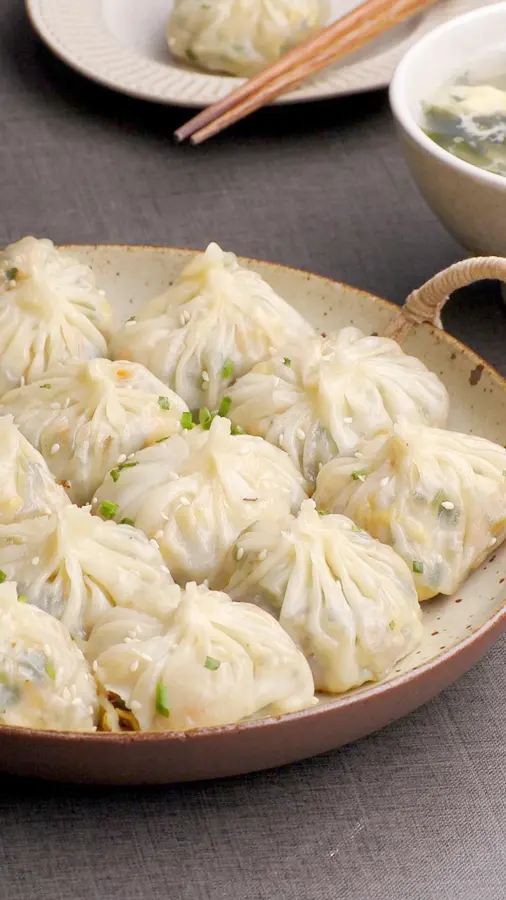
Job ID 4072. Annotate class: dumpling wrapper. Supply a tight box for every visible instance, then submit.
[0,505,175,639]
[110,242,315,411]
[0,237,113,395]
[0,414,69,524]
[213,499,422,693]
[314,420,506,600]
[0,358,189,504]
[167,0,328,77]
[93,414,308,584]
[0,581,97,731]
[228,328,450,489]
[86,581,316,732]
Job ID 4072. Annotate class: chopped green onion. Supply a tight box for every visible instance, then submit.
[351,525,362,533]
[283,357,291,367]
[0,571,6,584]
[181,412,194,430]
[222,359,233,379]
[230,424,245,436]
[204,656,221,671]
[218,396,232,418]
[503,471,506,477]
[155,682,170,718]
[110,469,120,483]
[5,267,18,282]
[186,47,198,65]
[44,663,56,680]
[120,517,135,527]
[317,510,331,516]
[99,501,118,520]
[111,461,139,482]
[18,595,29,603]
[199,407,213,429]
[158,396,171,410]
[40,383,51,389]
[351,470,367,482]
[126,315,136,323]
[388,620,395,631]
[156,436,169,443]
[412,560,424,574]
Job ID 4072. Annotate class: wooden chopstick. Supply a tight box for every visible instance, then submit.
[174,0,438,145]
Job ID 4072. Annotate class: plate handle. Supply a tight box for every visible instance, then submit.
[383,257,506,344]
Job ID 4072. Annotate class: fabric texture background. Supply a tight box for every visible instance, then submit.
[1,3,506,898]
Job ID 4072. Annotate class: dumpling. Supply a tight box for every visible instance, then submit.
[0,505,175,639]
[0,581,97,731]
[0,237,113,395]
[93,414,308,584]
[0,358,189,504]
[0,414,69,523]
[314,420,506,601]
[110,243,314,411]
[86,581,316,732]
[167,0,327,77]
[213,499,422,693]
[228,327,450,488]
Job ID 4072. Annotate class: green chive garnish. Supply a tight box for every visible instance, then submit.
[99,501,118,520]
[317,510,331,516]
[156,436,169,444]
[110,469,120,483]
[45,663,56,680]
[126,316,136,323]
[5,267,18,282]
[218,396,232,418]
[155,682,170,718]
[120,517,135,527]
[351,470,367,481]
[199,407,213,429]
[111,461,138,482]
[230,424,245,436]
[388,620,395,631]
[413,560,424,574]
[158,396,171,411]
[204,656,221,671]
[181,412,194,430]
[222,359,233,379]
[40,384,51,389]
[0,571,6,584]
[18,595,29,603]
[351,525,362,533]
[283,357,291,367]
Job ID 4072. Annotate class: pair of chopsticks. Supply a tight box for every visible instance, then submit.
[175,0,439,145]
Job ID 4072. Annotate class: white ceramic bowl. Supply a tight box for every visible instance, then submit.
[390,2,506,256]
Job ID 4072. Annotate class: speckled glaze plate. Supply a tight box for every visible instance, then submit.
[26,0,494,108]
[2,244,506,785]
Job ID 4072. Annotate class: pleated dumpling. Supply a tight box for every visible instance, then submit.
[0,505,175,639]
[228,328,450,488]
[0,415,69,524]
[0,358,189,504]
[86,581,316,732]
[0,237,113,395]
[167,0,327,77]
[315,421,506,601]
[0,581,97,731]
[214,500,422,693]
[93,414,308,584]
[110,243,314,411]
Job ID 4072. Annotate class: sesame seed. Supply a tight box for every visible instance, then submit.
[131,700,142,710]
[344,417,353,424]
[128,630,137,639]
[92,660,98,672]
[279,433,284,447]
[296,429,306,440]
[161,565,171,575]
[50,443,60,455]
[127,453,135,460]
[441,501,454,510]
[117,453,127,464]
[91,497,98,505]
[380,477,390,488]
[490,537,497,546]
[179,497,190,507]
[50,402,60,410]
[31,557,40,565]
[258,550,267,561]
[137,652,152,662]
[236,547,244,561]
[71,698,81,706]
[44,643,52,657]
[130,660,139,673]
[149,539,159,548]
[64,398,70,408]
[91,726,98,732]
[179,313,186,327]
[98,289,106,296]
[125,320,136,327]
[20,376,25,386]
[201,371,209,382]
[154,530,164,540]
[9,280,16,288]
[124,637,133,643]
[161,513,169,521]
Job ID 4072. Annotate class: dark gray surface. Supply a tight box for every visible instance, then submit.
[1,3,506,899]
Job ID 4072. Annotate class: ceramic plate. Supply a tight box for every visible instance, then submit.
[26,0,495,108]
[1,243,506,784]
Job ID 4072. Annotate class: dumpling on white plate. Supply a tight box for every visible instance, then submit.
[0,505,175,639]
[0,414,69,524]
[110,243,314,411]
[213,499,422,693]
[314,420,506,601]
[167,0,328,77]
[0,358,189,505]
[228,328,450,489]
[86,581,316,732]
[93,414,308,584]
[0,580,97,731]
[0,237,113,395]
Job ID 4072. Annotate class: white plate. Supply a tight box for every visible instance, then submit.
[26,0,494,108]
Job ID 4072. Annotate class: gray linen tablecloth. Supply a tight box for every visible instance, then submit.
[1,4,506,899]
